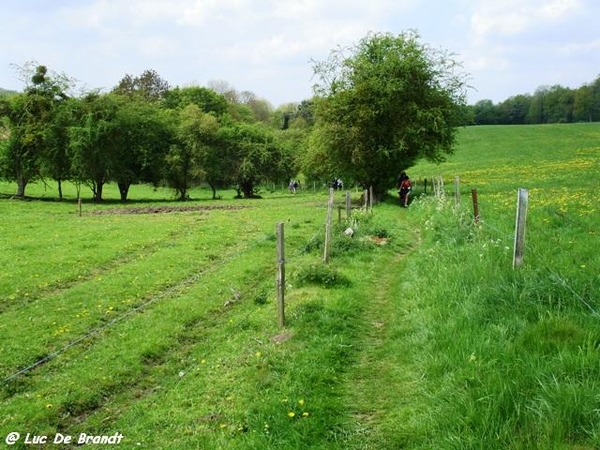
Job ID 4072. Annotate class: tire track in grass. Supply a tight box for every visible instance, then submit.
[0,209,266,383]
[0,237,279,441]
[0,212,213,315]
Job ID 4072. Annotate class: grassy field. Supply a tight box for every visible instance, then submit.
[1,123,599,449]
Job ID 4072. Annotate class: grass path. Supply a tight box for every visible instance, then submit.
[339,225,435,449]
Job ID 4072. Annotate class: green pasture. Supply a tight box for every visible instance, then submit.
[1,123,599,449]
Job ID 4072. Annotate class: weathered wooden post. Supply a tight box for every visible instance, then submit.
[345,191,351,219]
[323,188,334,263]
[513,188,529,269]
[276,222,285,328]
[454,176,461,207]
[471,189,480,224]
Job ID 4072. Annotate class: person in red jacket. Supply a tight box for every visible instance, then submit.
[398,172,412,207]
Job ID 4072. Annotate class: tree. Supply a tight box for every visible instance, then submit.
[40,97,75,199]
[165,104,218,200]
[68,93,120,201]
[0,64,72,197]
[472,99,499,125]
[162,86,228,116]
[491,95,531,125]
[572,77,600,123]
[113,69,169,102]
[308,31,467,198]
[219,122,290,198]
[111,98,175,201]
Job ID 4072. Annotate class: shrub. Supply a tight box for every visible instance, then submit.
[293,263,351,288]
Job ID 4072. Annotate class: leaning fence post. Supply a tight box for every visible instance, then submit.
[323,188,334,263]
[513,188,529,269]
[471,189,480,224]
[276,222,285,328]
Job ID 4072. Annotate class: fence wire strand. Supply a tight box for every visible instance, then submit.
[425,178,597,318]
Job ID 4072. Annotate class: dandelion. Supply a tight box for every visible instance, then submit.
[45,404,53,409]
[255,351,262,358]
[219,423,227,429]
[298,399,305,406]
[287,412,295,418]
[302,412,310,417]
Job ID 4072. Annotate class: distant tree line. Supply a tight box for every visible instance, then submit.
[0,63,314,200]
[465,76,600,125]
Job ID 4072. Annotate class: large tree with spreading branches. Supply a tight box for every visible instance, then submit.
[306,30,468,198]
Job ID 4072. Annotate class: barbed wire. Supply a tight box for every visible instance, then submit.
[1,234,275,386]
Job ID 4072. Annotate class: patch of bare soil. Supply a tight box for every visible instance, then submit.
[91,205,250,215]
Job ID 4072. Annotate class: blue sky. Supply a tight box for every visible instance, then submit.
[1,0,598,106]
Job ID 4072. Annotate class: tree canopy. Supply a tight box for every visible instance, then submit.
[306,31,468,197]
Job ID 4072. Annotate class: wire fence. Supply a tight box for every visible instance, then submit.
[418,175,598,318]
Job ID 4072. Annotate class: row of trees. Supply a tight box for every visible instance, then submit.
[0,65,312,201]
[2,32,471,201]
[468,76,600,125]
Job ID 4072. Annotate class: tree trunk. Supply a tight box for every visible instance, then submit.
[94,180,104,202]
[241,180,255,198]
[118,182,130,202]
[208,181,217,200]
[15,177,28,197]
[178,187,188,201]
[57,179,63,201]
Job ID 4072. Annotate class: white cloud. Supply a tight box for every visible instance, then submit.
[469,0,583,42]
[1,0,597,105]
[559,38,600,54]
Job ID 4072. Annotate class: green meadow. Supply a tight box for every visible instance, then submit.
[1,123,599,449]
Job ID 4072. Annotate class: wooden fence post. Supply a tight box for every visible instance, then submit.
[276,222,285,328]
[513,188,529,269]
[471,188,480,224]
[323,188,334,263]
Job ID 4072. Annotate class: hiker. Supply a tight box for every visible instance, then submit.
[398,172,412,207]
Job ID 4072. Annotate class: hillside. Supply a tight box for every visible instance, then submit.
[0,123,599,449]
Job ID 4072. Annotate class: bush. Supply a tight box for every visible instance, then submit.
[293,263,351,288]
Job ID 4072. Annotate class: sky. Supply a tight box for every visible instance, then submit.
[1,0,599,106]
